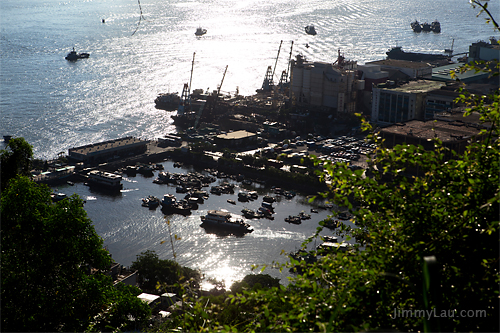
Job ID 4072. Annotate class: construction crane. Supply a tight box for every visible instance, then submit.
[279,41,294,90]
[197,65,228,127]
[178,52,196,115]
[259,40,283,93]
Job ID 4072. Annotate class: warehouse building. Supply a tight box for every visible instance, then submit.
[68,137,148,165]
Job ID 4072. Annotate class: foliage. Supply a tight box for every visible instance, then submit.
[0,176,151,332]
[0,137,33,190]
[230,273,280,294]
[131,250,202,293]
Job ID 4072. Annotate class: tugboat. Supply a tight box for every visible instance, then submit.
[65,47,90,61]
[195,27,207,36]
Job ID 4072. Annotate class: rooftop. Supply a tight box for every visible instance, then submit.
[69,137,147,156]
[381,119,483,143]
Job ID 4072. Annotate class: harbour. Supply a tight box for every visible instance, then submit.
[2,0,498,288]
[47,156,349,286]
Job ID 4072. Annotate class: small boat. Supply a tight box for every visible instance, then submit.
[323,218,340,229]
[51,192,67,202]
[195,27,207,36]
[65,47,90,61]
[142,195,160,209]
[430,20,441,33]
[298,211,311,220]
[238,192,250,202]
[305,25,317,35]
[285,215,301,224]
[310,208,319,213]
[66,180,74,186]
[338,212,352,220]
[227,199,236,205]
[421,22,431,32]
[261,201,274,211]
[263,195,275,203]
[410,20,422,32]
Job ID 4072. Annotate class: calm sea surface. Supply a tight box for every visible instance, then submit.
[1,0,498,286]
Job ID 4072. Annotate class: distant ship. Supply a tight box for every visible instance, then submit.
[195,27,207,36]
[430,20,441,33]
[65,48,90,61]
[411,20,440,33]
[305,25,317,35]
[411,20,422,32]
[386,46,450,63]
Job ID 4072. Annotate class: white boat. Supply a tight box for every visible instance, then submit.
[195,27,207,36]
[87,170,122,190]
[305,25,317,35]
[200,210,253,233]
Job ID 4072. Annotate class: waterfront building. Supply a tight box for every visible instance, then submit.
[365,59,433,80]
[468,38,500,63]
[68,137,147,165]
[290,52,360,114]
[371,80,446,125]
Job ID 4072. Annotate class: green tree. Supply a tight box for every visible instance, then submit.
[1,176,151,331]
[131,250,201,293]
[0,137,33,190]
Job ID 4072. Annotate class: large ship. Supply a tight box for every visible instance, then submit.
[87,170,122,190]
[386,46,450,63]
[200,210,253,234]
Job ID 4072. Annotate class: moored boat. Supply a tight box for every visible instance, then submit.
[142,195,160,209]
[200,210,253,233]
[154,92,180,110]
[410,20,422,32]
[87,170,122,190]
[285,215,301,224]
[430,20,441,33]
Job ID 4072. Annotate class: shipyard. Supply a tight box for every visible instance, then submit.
[29,37,498,187]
